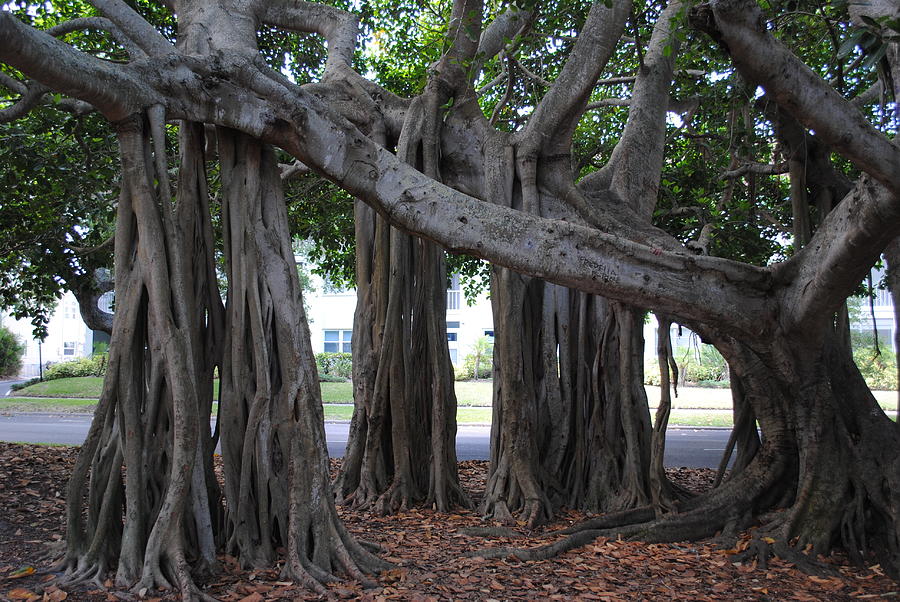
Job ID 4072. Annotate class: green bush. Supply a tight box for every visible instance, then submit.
[44,353,108,380]
[0,325,24,378]
[853,347,898,391]
[455,353,493,381]
[315,352,352,379]
[645,344,728,387]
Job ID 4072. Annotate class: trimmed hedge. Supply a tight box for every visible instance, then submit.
[315,352,352,379]
[43,353,108,380]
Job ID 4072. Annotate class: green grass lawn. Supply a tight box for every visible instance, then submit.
[319,380,494,405]
[0,397,98,412]
[10,377,896,427]
[16,377,104,398]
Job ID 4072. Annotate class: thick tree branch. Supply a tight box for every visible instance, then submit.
[0,15,138,122]
[259,0,359,73]
[88,0,173,56]
[0,12,159,120]
[522,0,631,155]
[582,0,684,218]
[187,82,773,339]
[720,161,789,179]
[696,0,900,196]
[473,6,532,77]
[0,71,27,94]
[522,0,630,152]
[46,16,146,59]
[445,0,484,66]
[777,177,900,333]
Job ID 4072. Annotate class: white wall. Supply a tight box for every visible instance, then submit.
[303,272,495,366]
[4,292,93,378]
[306,275,357,356]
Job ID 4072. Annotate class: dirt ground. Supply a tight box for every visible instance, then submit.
[0,442,896,601]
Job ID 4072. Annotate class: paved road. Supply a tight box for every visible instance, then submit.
[0,413,733,468]
[0,379,25,397]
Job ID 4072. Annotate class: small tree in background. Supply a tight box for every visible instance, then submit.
[470,336,494,381]
[0,324,24,378]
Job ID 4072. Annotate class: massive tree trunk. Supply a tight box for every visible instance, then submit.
[336,203,467,513]
[216,130,386,590]
[60,111,221,594]
[335,78,469,514]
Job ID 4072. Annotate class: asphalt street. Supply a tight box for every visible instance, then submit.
[0,379,25,397]
[0,413,733,468]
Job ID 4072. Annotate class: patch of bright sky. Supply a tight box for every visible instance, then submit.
[1,1,50,16]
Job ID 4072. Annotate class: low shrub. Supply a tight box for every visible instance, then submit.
[11,378,39,391]
[315,352,352,379]
[318,372,347,383]
[44,353,108,380]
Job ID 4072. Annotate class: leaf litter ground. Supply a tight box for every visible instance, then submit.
[1,442,896,601]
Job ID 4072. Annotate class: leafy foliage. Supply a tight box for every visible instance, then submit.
[646,343,729,387]
[455,336,494,380]
[0,107,117,338]
[0,324,24,378]
[315,352,353,380]
[853,346,898,391]
[286,177,357,288]
[42,352,108,380]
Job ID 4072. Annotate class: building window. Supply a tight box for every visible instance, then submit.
[63,341,76,356]
[447,332,458,342]
[483,329,494,340]
[449,348,458,364]
[64,300,78,319]
[324,329,352,353]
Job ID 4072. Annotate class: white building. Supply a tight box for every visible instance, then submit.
[305,273,495,366]
[4,291,94,378]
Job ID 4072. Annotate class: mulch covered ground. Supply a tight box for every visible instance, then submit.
[1,442,896,601]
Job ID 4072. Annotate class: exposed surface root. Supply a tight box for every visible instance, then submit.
[733,538,840,577]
